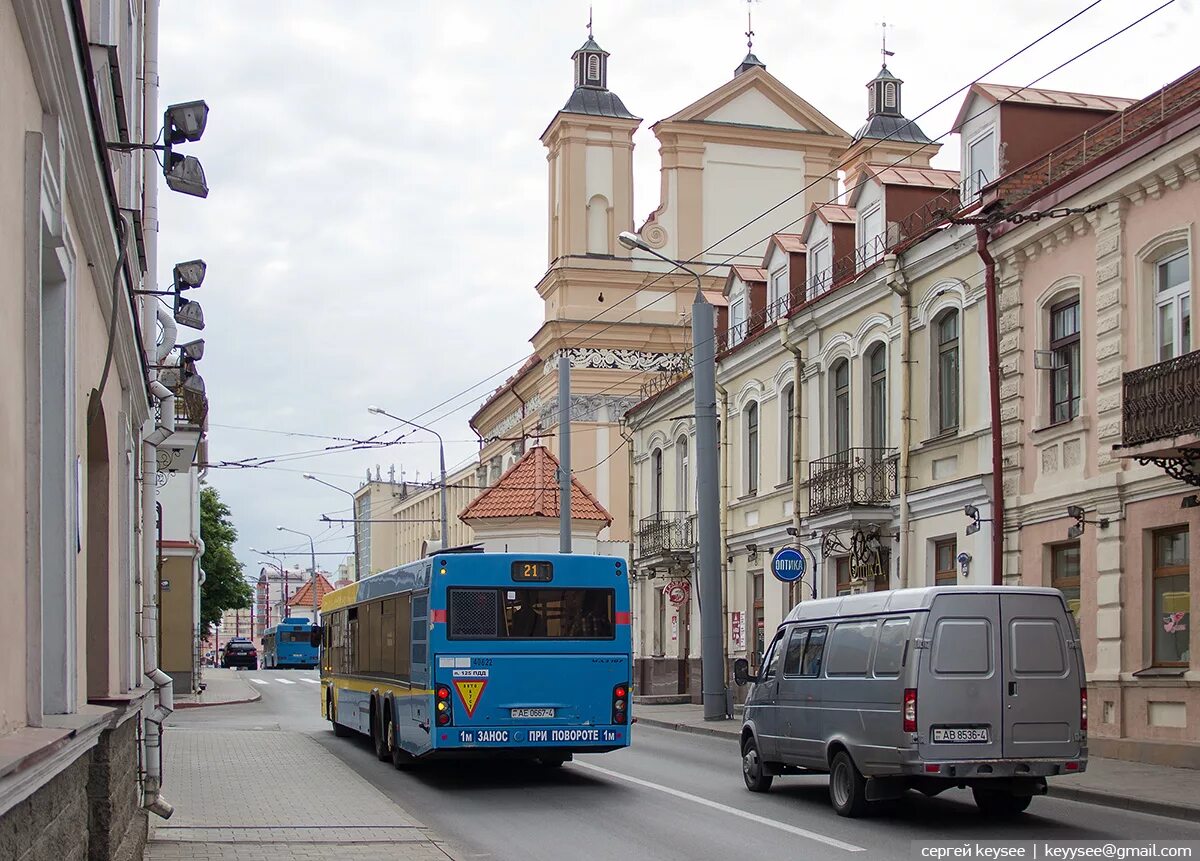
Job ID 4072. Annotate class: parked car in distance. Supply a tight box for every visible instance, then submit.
[735,586,1087,818]
[221,639,258,670]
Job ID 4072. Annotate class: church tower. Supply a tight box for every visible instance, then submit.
[841,50,940,177]
[541,31,641,263]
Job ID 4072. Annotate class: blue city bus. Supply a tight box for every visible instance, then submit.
[316,550,632,766]
[261,617,319,669]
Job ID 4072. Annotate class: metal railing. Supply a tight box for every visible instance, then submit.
[636,511,695,559]
[993,68,1200,210]
[1122,350,1200,448]
[717,291,800,354]
[809,448,898,514]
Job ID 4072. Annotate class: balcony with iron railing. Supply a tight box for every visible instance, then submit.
[808,448,898,515]
[1121,349,1200,452]
[635,511,696,562]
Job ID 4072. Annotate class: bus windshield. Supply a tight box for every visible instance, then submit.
[448,587,615,640]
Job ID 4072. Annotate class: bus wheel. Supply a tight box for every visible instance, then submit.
[330,696,352,737]
[374,708,392,761]
[391,723,416,770]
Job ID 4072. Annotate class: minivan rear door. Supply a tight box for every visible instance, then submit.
[1000,592,1081,759]
[916,593,1004,760]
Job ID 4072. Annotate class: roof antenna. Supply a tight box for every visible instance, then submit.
[880,20,895,67]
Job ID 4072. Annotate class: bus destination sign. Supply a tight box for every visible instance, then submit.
[511,561,553,582]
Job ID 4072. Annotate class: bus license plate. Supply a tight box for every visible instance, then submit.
[933,727,989,743]
[511,708,555,719]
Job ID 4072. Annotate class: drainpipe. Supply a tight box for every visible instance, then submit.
[885,253,912,588]
[975,225,1005,586]
[623,419,638,663]
[778,320,804,575]
[714,379,730,678]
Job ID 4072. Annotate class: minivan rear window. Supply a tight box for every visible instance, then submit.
[1009,619,1066,675]
[931,618,992,675]
[826,620,879,676]
[872,617,911,677]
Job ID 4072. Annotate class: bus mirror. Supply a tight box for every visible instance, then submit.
[733,658,756,685]
[309,625,323,648]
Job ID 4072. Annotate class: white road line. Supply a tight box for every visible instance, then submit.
[300,678,320,684]
[249,679,269,686]
[574,762,864,853]
[275,679,296,685]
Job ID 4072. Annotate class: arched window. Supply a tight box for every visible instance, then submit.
[884,81,897,109]
[781,383,795,482]
[934,311,960,434]
[868,343,887,449]
[1050,297,1081,423]
[675,434,689,510]
[651,448,663,515]
[1155,250,1191,362]
[831,359,850,454]
[587,53,600,83]
[746,402,760,495]
[586,194,609,255]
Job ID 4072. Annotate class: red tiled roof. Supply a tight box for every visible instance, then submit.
[459,445,612,525]
[730,265,768,283]
[954,82,1135,129]
[771,233,807,254]
[813,203,856,224]
[287,574,335,608]
[860,163,960,190]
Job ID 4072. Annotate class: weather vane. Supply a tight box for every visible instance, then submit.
[587,4,593,39]
[880,20,895,66]
[745,0,759,52]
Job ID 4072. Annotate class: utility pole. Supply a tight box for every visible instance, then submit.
[618,231,727,721]
[559,353,572,554]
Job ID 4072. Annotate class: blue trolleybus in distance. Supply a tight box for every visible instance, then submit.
[261,617,319,669]
[315,550,632,767]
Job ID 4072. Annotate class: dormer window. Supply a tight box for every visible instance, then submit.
[966,129,997,200]
[769,268,788,315]
[587,54,600,82]
[730,294,746,346]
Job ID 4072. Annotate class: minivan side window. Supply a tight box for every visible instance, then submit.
[761,631,786,681]
[826,620,880,676]
[782,627,808,676]
[872,617,912,677]
[799,627,827,677]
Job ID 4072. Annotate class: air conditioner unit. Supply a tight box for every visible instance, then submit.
[1034,350,1064,370]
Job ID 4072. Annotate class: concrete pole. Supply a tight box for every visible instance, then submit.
[558,353,572,553]
[692,294,727,721]
[310,536,319,624]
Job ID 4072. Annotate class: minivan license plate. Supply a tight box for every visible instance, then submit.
[933,727,989,743]
[511,708,555,719]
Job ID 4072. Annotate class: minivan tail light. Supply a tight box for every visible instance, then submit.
[1080,688,1087,732]
[903,688,917,733]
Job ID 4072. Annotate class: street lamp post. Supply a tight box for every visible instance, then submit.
[276,526,320,624]
[250,547,287,627]
[618,230,728,721]
[367,406,448,550]
[303,473,362,581]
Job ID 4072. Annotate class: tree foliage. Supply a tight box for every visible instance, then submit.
[199,485,252,632]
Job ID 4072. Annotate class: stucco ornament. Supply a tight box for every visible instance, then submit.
[640,221,668,250]
[544,348,691,375]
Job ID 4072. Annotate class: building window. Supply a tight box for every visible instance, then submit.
[651,448,663,515]
[868,343,887,449]
[1051,542,1081,626]
[967,130,997,198]
[1152,527,1189,667]
[746,402,759,495]
[782,383,795,482]
[770,268,788,314]
[809,241,830,298]
[832,359,850,453]
[935,310,960,434]
[883,81,897,109]
[587,53,600,82]
[1050,298,1081,424]
[835,557,852,596]
[935,538,957,586]
[675,435,689,510]
[752,572,765,658]
[730,295,746,346]
[1155,250,1191,362]
[654,587,666,656]
[859,205,883,266]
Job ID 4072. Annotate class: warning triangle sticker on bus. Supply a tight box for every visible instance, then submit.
[454,679,487,717]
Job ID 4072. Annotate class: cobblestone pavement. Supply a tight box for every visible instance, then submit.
[145,729,460,860]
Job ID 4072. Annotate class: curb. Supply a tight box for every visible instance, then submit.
[1045,785,1200,823]
[174,689,262,710]
[637,717,1200,823]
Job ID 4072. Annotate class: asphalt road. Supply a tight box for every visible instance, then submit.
[169,669,1200,861]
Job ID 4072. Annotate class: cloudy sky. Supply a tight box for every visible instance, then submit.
[156,0,1196,579]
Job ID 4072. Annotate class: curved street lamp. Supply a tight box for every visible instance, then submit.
[367,406,448,548]
[276,526,320,623]
[303,473,362,581]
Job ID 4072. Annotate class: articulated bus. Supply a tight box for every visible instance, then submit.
[261,617,318,669]
[315,549,632,767]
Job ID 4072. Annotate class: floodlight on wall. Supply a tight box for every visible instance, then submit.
[964,503,989,536]
[165,154,208,198]
[173,260,207,290]
[180,339,205,361]
[164,100,209,144]
[174,296,205,330]
[105,100,211,198]
[1065,505,1109,540]
[182,373,206,396]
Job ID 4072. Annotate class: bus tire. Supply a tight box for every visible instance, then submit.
[391,720,416,770]
[373,704,391,761]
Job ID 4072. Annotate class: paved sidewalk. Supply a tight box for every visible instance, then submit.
[634,702,1200,822]
[174,668,262,709]
[146,729,459,860]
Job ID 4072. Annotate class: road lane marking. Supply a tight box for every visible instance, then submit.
[300,678,320,684]
[574,762,864,853]
[249,679,269,685]
[275,679,296,685]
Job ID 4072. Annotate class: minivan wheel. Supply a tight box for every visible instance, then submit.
[829,751,868,817]
[741,737,773,793]
[972,788,1032,817]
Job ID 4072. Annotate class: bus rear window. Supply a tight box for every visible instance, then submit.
[448,588,616,640]
[283,631,310,643]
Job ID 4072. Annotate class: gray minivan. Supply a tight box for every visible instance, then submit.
[734,586,1087,817]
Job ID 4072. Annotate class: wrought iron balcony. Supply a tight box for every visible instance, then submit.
[636,511,695,561]
[809,448,898,515]
[1122,350,1200,449]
